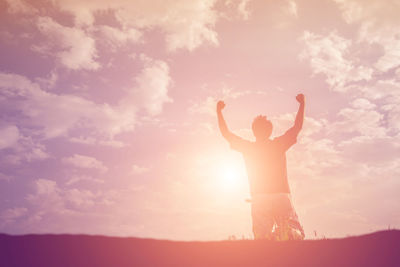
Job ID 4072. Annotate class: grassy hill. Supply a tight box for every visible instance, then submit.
[1,230,399,267]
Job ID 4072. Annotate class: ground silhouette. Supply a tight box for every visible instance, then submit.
[1,230,399,266]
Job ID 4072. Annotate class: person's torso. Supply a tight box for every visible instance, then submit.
[241,140,290,195]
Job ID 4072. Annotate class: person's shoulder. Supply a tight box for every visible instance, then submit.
[271,136,281,143]
[271,136,286,148]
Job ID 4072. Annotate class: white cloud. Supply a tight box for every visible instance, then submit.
[0,134,49,165]
[300,31,373,91]
[335,0,400,72]
[237,0,251,20]
[331,106,386,138]
[50,0,219,51]
[286,0,298,18]
[0,125,19,149]
[66,175,104,186]
[117,0,220,51]
[338,136,400,164]
[351,98,376,110]
[36,16,100,70]
[35,70,58,89]
[5,0,37,14]
[0,54,173,146]
[334,0,400,26]
[26,178,103,218]
[35,178,59,195]
[359,24,400,72]
[0,72,136,141]
[352,80,400,133]
[127,55,172,116]
[188,85,262,116]
[98,25,142,48]
[69,136,125,148]
[189,96,217,116]
[64,188,96,209]
[62,154,108,173]
[0,207,27,227]
[131,164,150,175]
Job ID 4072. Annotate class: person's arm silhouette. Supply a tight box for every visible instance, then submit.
[292,94,305,135]
[275,94,305,151]
[217,100,249,151]
[276,94,305,151]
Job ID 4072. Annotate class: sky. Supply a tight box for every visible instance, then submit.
[0,0,399,241]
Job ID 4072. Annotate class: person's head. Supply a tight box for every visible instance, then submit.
[252,115,273,140]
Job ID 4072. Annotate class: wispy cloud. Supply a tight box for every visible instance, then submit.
[36,16,100,70]
[62,154,108,173]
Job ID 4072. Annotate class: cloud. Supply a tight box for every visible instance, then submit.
[35,178,58,195]
[0,72,136,141]
[334,0,400,72]
[36,16,100,70]
[286,0,298,18]
[26,178,99,218]
[338,135,400,165]
[13,136,49,163]
[68,136,125,148]
[49,0,219,51]
[351,98,376,110]
[348,80,400,134]
[65,175,104,186]
[62,154,108,173]
[4,0,37,14]
[333,107,386,137]
[300,31,373,91]
[237,0,251,20]
[189,96,217,116]
[98,25,142,48]
[34,70,58,89]
[188,85,264,116]
[127,55,172,116]
[115,0,220,52]
[0,52,173,147]
[131,164,150,175]
[334,0,400,25]
[0,133,49,165]
[64,188,96,209]
[0,125,19,149]
[0,207,27,227]
[22,178,121,232]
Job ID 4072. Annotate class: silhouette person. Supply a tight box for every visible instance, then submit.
[216,94,306,240]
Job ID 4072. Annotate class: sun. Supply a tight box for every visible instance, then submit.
[218,163,243,191]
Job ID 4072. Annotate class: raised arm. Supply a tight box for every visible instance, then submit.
[217,100,251,152]
[217,100,248,141]
[291,94,305,135]
[217,100,234,140]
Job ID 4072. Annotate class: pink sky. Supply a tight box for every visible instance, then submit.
[0,0,399,240]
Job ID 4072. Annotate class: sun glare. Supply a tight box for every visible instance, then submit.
[218,163,244,191]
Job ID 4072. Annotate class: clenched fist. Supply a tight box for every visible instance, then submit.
[216,100,226,112]
[296,94,305,104]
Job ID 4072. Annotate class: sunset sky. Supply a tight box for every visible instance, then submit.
[0,0,399,240]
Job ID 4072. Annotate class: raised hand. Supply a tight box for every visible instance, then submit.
[296,94,305,104]
[216,100,226,112]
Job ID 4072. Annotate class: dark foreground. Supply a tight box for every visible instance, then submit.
[1,230,399,267]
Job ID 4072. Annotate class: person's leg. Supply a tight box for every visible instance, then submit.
[287,211,305,240]
[251,202,274,240]
[273,194,305,240]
